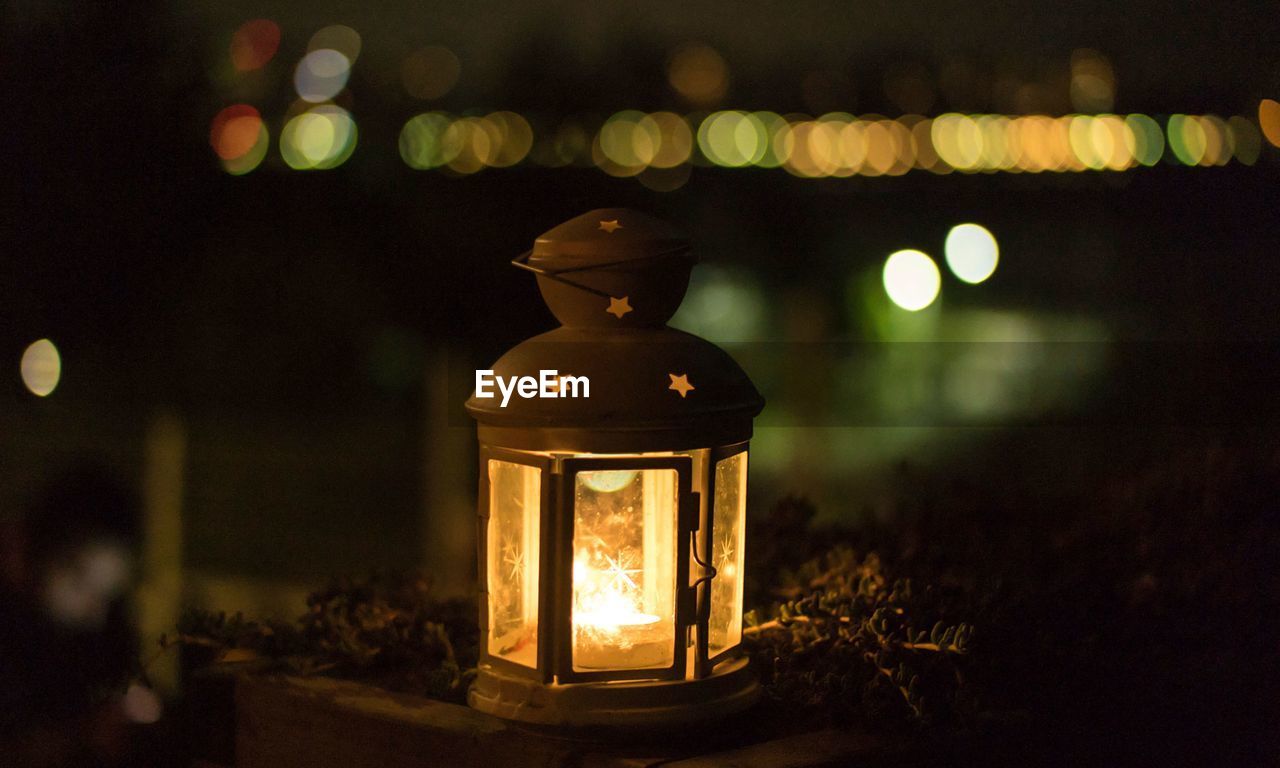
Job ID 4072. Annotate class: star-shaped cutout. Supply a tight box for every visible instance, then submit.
[504,547,526,581]
[598,219,622,233]
[606,296,633,319]
[716,536,735,569]
[668,373,695,398]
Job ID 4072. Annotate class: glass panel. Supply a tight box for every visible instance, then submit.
[709,451,747,655]
[487,460,541,668]
[572,468,677,671]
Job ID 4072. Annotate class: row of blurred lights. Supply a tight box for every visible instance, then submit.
[212,106,1280,179]
[591,110,1267,177]
[216,20,1280,179]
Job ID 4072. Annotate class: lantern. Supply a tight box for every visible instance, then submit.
[465,209,764,727]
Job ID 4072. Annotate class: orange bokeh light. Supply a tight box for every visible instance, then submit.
[1259,99,1280,148]
[210,104,264,160]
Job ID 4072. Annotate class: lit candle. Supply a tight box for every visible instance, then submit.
[572,550,669,670]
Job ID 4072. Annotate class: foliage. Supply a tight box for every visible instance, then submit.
[165,572,477,702]
[744,525,976,728]
[169,506,984,728]
[168,434,1280,760]
[745,435,1280,760]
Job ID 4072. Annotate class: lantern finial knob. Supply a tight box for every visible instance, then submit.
[513,208,694,328]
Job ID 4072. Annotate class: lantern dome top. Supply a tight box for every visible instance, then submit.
[468,209,763,453]
[528,207,691,269]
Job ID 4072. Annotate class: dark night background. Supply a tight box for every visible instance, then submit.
[2,0,1279,764]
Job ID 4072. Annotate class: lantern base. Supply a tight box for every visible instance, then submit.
[468,655,759,729]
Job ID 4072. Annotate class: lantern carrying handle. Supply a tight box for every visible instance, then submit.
[510,246,693,301]
[511,246,692,277]
[510,251,608,299]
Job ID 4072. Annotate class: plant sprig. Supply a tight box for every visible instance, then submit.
[163,571,478,702]
[745,544,975,725]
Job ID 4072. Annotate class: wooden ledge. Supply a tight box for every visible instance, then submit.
[235,674,901,768]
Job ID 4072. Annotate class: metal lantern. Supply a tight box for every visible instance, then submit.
[465,209,765,728]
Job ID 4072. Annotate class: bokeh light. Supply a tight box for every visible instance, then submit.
[876,118,915,176]
[1167,114,1207,165]
[229,19,280,72]
[223,126,269,175]
[1259,99,1280,148]
[1068,115,1133,170]
[1051,116,1082,171]
[1090,115,1134,170]
[1010,116,1039,172]
[836,117,869,176]
[484,112,534,167]
[698,111,766,167]
[1069,49,1116,112]
[307,25,361,63]
[1125,114,1164,166]
[399,112,459,169]
[402,46,461,100]
[646,112,694,168]
[667,43,729,106]
[1228,116,1262,165]
[21,339,61,397]
[281,105,357,170]
[210,104,262,160]
[637,164,692,192]
[779,119,832,177]
[669,266,766,340]
[1068,116,1101,169]
[912,118,947,173]
[600,110,659,168]
[750,112,790,168]
[294,49,351,103]
[210,104,270,174]
[1197,115,1229,166]
[931,114,982,171]
[883,250,941,311]
[592,123,644,177]
[945,224,999,284]
[976,115,1013,171]
[443,117,496,174]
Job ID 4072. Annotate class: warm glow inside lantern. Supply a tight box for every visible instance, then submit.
[466,209,763,727]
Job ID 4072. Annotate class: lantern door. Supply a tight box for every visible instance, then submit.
[556,456,697,683]
[697,442,749,676]
[479,446,553,680]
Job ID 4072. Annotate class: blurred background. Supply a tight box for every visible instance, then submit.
[2,0,1279,721]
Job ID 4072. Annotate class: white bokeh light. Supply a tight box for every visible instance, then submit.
[882,250,941,311]
[294,49,351,103]
[945,223,1000,284]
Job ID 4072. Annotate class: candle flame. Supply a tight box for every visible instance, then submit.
[573,549,657,632]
